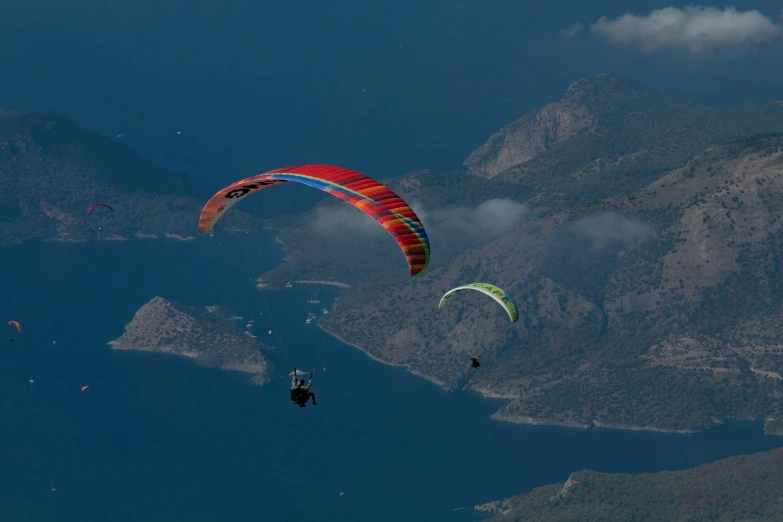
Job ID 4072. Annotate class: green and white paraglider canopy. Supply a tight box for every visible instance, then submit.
[438,283,519,323]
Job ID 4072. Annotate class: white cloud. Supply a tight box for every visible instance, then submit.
[312,204,383,235]
[560,22,584,38]
[572,212,652,248]
[312,198,529,240]
[589,6,782,55]
[413,198,529,238]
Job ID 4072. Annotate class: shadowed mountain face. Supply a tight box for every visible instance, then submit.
[3,68,783,520]
[479,447,783,522]
[256,74,783,434]
[5,74,783,434]
[0,111,255,245]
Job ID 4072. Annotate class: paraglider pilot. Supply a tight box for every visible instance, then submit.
[470,355,480,369]
[291,368,318,407]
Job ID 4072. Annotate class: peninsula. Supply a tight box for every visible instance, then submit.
[109,297,276,385]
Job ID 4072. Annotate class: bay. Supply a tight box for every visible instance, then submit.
[0,238,780,522]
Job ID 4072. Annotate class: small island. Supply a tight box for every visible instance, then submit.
[109,297,276,385]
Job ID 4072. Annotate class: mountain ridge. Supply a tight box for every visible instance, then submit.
[479,447,783,522]
[0,110,256,246]
[256,74,783,435]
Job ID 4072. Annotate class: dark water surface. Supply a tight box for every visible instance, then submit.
[1,239,781,522]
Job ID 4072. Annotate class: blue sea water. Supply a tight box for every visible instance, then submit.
[1,237,781,522]
[5,0,783,206]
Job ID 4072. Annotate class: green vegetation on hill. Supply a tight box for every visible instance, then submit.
[492,75,783,206]
[0,110,255,245]
[497,364,778,432]
[481,448,783,522]
[259,74,783,434]
[110,296,276,385]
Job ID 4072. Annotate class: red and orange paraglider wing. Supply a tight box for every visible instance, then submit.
[8,321,22,333]
[87,203,113,213]
[198,165,430,276]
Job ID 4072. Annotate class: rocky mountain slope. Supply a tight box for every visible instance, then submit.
[0,110,254,246]
[469,73,783,204]
[478,447,783,522]
[109,297,275,385]
[257,74,783,433]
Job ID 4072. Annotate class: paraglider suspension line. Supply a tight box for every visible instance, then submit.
[214,238,294,367]
[310,327,331,374]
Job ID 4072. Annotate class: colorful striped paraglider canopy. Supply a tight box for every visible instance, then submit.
[198,164,430,276]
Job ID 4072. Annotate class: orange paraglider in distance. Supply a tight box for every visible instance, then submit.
[81,386,88,392]
[8,321,22,333]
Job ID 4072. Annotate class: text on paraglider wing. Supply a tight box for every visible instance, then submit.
[225,179,285,199]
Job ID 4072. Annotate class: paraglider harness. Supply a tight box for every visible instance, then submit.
[290,369,314,407]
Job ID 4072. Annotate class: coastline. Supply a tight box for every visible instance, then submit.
[490,411,698,435]
[272,278,778,437]
[316,322,476,390]
[317,322,408,369]
[107,339,271,384]
[256,277,351,290]
[44,237,88,243]
[163,233,195,241]
[317,321,713,435]
[293,280,351,288]
[38,233,196,245]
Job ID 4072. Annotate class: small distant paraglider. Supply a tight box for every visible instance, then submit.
[87,203,113,214]
[29,376,34,383]
[8,320,21,341]
[80,386,89,392]
[268,330,272,335]
[87,203,113,231]
[339,492,344,497]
